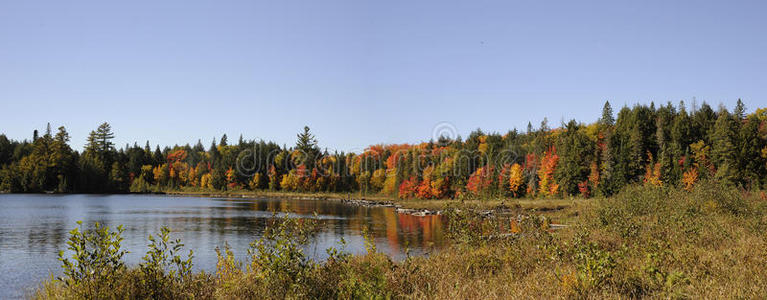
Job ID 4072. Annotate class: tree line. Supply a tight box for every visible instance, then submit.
[1,100,766,198]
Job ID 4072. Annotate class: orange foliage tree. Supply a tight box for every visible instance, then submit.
[416,166,435,199]
[682,168,698,191]
[588,161,600,190]
[398,176,419,199]
[225,167,238,189]
[268,165,280,190]
[466,165,494,196]
[537,146,559,197]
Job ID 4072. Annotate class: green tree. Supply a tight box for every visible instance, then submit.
[655,103,676,185]
[295,126,320,168]
[711,109,738,184]
[219,134,228,147]
[735,114,765,187]
[600,101,615,126]
[78,123,117,192]
[555,120,594,196]
[51,126,75,192]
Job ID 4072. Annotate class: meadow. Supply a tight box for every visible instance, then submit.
[34,180,767,299]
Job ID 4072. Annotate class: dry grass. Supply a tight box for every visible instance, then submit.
[36,182,767,299]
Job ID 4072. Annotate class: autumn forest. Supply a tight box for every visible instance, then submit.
[2,100,765,199]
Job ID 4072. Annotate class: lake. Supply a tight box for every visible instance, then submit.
[0,194,446,299]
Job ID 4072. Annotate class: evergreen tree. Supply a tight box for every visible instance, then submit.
[208,139,221,165]
[711,109,738,184]
[94,122,116,153]
[691,102,716,144]
[555,120,593,196]
[194,139,205,152]
[295,126,320,168]
[736,114,765,187]
[734,99,746,121]
[655,103,677,184]
[153,146,164,165]
[296,126,318,153]
[144,141,153,163]
[0,134,12,165]
[52,126,74,192]
[600,101,615,126]
[219,134,228,147]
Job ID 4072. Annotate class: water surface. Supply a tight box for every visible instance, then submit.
[0,194,445,299]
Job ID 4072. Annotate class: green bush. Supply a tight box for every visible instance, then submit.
[56,221,128,299]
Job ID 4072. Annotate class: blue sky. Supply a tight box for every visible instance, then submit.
[1,0,765,152]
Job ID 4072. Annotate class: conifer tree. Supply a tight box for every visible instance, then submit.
[600,101,614,126]
[295,126,320,168]
[711,109,738,184]
[555,120,593,196]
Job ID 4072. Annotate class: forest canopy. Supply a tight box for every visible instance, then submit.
[1,100,766,199]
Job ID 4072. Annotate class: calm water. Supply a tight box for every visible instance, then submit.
[0,194,445,299]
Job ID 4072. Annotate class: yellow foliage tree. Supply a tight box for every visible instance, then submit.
[643,152,662,187]
[153,164,168,186]
[382,168,398,195]
[200,173,212,189]
[508,163,523,197]
[370,169,386,191]
[281,170,299,191]
[249,173,264,190]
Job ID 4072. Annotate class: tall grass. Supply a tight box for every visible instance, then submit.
[35,182,767,299]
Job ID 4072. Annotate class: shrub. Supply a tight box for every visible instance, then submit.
[56,221,128,299]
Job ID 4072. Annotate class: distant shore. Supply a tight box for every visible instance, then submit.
[161,189,586,222]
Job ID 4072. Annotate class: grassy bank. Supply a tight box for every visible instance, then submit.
[36,182,767,299]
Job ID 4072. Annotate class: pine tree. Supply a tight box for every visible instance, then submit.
[52,126,74,192]
[711,109,738,184]
[219,134,228,147]
[296,126,318,152]
[78,123,116,192]
[600,101,614,126]
[691,102,716,144]
[555,121,594,196]
[734,99,746,121]
[295,126,320,168]
[736,114,765,187]
[208,138,220,165]
[94,122,115,153]
[153,146,164,165]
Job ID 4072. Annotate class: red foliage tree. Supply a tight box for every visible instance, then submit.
[398,176,419,199]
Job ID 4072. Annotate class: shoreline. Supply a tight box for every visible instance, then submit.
[1,189,586,221]
[161,189,584,221]
[162,190,446,216]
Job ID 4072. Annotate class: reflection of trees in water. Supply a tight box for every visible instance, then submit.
[384,209,399,252]
[224,197,447,252]
[396,214,445,249]
[20,219,69,253]
[5,196,445,263]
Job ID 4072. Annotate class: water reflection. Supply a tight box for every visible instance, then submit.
[0,194,445,299]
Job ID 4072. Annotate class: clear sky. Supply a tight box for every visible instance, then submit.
[1,0,765,152]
